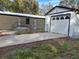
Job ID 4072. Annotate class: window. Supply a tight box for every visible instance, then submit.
[61,16,64,20]
[53,17,55,20]
[26,17,30,24]
[56,17,59,20]
[65,16,70,19]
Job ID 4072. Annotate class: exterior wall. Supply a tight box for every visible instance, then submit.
[48,8,69,15]
[69,12,79,37]
[46,11,72,35]
[0,15,45,30]
[19,17,26,25]
[0,15,18,30]
[45,16,51,32]
[30,18,45,31]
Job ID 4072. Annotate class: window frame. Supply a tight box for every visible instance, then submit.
[26,17,30,24]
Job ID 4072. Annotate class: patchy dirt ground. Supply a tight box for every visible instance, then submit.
[0,37,79,59]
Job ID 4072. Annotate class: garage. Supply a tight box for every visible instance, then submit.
[50,14,70,35]
[45,6,79,38]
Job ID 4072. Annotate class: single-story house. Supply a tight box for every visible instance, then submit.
[1,6,79,38]
[0,11,45,31]
[45,6,79,38]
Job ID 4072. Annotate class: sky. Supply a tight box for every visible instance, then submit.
[38,0,60,6]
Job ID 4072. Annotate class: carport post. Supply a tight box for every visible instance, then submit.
[34,19,37,32]
[17,17,21,26]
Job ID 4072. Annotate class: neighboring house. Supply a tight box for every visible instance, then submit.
[0,11,45,31]
[45,6,79,38]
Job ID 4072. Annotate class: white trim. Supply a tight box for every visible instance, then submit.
[0,11,46,19]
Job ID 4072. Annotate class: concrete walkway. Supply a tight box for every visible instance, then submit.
[0,33,67,48]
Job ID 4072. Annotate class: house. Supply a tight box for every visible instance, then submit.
[0,11,45,32]
[45,6,79,38]
[1,6,79,38]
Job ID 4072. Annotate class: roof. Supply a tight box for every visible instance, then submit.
[0,11,46,19]
[45,6,79,15]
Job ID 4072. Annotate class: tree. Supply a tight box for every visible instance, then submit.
[0,0,39,14]
[59,0,79,9]
[39,4,53,15]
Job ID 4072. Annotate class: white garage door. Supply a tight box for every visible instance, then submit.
[51,14,70,35]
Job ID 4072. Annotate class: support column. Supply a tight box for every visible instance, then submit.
[34,19,37,31]
[17,17,21,26]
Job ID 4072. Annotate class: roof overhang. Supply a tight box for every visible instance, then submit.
[46,11,75,17]
[45,6,79,15]
[0,11,46,19]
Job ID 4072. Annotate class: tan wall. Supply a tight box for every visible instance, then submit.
[0,15,19,30]
[30,18,45,30]
[0,15,45,30]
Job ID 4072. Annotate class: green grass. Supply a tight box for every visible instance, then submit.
[4,41,79,59]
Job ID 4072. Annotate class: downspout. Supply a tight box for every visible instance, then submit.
[68,15,71,37]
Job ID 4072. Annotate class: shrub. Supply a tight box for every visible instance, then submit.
[57,41,70,53]
[39,44,57,53]
[5,44,58,59]
[5,43,78,59]
[15,29,44,35]
[5,48,36,59]
[15,29,32,35]
[72,48,79,59]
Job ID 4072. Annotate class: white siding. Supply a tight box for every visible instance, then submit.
[45,16,51,32]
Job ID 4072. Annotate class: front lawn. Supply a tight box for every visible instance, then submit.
[4,39,79,59]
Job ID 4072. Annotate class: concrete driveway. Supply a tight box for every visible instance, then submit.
[0,33,67,48]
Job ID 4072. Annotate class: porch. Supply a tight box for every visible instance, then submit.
[0,11,45,33]
[15,17,45,33]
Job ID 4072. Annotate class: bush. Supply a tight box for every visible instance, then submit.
[72,48,79,59]
[39,44,57,53]
[15,29,44,35]
[5,44,58,59]
[5,43,79,59]
[57,41,70,53]
[5,48,36,59]
[15,29,33,35]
